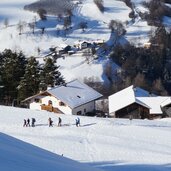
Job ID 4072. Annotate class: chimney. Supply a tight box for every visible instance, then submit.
[47,85,53,90]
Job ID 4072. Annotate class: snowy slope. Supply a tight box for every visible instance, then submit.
[0,133,103,171]
[0,106,171,171]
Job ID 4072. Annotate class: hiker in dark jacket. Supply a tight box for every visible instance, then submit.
[23,119,27,127]
[31,118,36,127]
[48,117,53,127]
[26,118,30,127]
[76,117,80,127]
[58,117,62,127]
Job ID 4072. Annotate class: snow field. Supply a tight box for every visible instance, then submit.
[0,105,171,171]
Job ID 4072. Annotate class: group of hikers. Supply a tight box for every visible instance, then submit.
[23,116,80,127]
[48,117,62,127]
[23,118,36,127]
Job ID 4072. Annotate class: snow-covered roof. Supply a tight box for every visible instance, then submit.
[137,97,171,115]
[47,79,102,108]
[108,85,153,114]
[160,97,171,107]
[74,40,89,45]
[59,43,69,49]
[109,85,171,115]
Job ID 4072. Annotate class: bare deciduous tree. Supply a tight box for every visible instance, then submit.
[108,20,126,44]
[108,20,126,35]
[152,78,168,95]
[37,8,47,20]
[82,48,92,64]
[94,0,105,13]
[17,21,26,35]
[63,16,71,30]
[4,18,9,28]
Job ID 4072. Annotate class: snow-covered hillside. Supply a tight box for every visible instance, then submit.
[0,0,151,55]
[0,106,171,171]
[0,0,153,83]
[0,0,171,83]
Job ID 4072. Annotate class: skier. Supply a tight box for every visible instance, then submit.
[58,117,62,127]
[48,117,53,127]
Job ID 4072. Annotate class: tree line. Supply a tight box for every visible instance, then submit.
[0,49,65,106]
[110,26,171,95]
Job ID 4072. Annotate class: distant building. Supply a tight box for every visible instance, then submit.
[143,42,151,49]
[74,40,90,49]
[93,39,105,46]
[22,80,103,115]
[108,85,171,119]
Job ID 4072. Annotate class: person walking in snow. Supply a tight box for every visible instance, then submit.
[77,117,80,126]
[26,118,30,127]
[129,115,133,124]
[23,119,27,127]
[31,118,36,127]
[48,117,53,127]
[58,117,62,127]
[76,117,80,127]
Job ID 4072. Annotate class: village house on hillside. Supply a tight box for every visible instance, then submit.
[22,80,103,115]
[108,85,171,119]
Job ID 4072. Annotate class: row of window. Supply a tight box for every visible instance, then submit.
[34,99,65,106]
[77,109,86,115]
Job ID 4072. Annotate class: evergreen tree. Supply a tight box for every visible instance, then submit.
[134,72,148,89]
[18,57,40,100]
[40,58,65,90]
[1,49,26,104]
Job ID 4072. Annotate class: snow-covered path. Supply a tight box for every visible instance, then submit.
[0,106,171,171]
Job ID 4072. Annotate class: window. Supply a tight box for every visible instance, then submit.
[77,111,82,115]
[34,98,40,103]
[59,101,65,106]
[84,109,86,113]
[48,100,52,106]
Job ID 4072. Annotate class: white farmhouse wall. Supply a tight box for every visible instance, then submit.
[72,101,95,115]
[30,102,42,110]
[29,95,72,114]
[29,96,96,115]
[42,96,72,114]
[29,96,44,110]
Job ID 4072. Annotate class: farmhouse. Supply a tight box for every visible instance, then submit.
[108,85,171,119]
[22,80,103,115]
[74,40,91,49]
